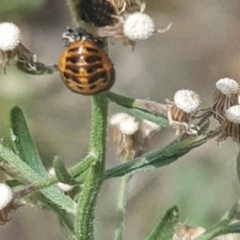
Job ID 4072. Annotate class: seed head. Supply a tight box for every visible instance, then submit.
[0,184,13,210]
[225,105,240,124]
[140,120,161,138]
[216,78,240,96]
[167,90,200,136]
[110,113,130,126]
[123,12,155,40]
[211,79,240,123]
[0,22,21,51]
[217,105,240,145]
[174,90,200,113]
[110,113,159,159]
[172,223,205,240]
[119,116,140,135]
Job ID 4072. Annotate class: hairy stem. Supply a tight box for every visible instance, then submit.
[75,93,109,240]
[114,174,129,240]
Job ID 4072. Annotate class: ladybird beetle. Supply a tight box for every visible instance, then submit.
[58,28,115,96]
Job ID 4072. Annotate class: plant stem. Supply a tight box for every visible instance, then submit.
[114,150,135,240]
[75,93,109,240]
[114,174,129,240]
[107,92,169,127]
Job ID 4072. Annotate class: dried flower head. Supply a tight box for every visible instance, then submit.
[123,12,155,41]
[110,114,161,159]
[211,78,240,123]
[217,105,240,145]
[108,0,143,15]
[167,89,201,136]
[110,112,131,126]
[110,113,139,159]
[174,89,201,113]
[0,22,20,51]
[139,120,161,139]
[133,120,161,156]
[0,183,16,225]
[83,0,170,48]
[172,223,205,240]
[0,184,13,210]
[49,168,74,192]
[119,116,140,135]
[0,22,21,73]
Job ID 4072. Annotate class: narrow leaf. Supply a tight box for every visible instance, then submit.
[10,106,47,176]
[0,143,76,214]
[146,205,179,240]
[222,223,240,235]
[105,134,208,179]
[53,158,77,184]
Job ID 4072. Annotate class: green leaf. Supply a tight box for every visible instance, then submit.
[107,92,169,128]
[222,223,240,235]
[127,108,168,128]
[105,134,208,179]
[146,205,179,240]
[10,106,47,176]
[0,142,76,214]
[53,157,77,184]
[32,192,75,239]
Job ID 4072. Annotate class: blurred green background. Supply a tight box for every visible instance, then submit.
[0,0,240,239]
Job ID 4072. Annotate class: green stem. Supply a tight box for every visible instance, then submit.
[75,93,109,240]
[75,161,102,240]
[114,175,129,240]
[89,94,108,164]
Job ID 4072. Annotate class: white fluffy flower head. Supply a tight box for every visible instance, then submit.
[225,105,240,124]
[0,22,21,51]
[119,116,140,135]
[123,12,155,41]
[174,89,200,113]
[216,78,239,95]
[110,113,129,126]
[0,183,13,210]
